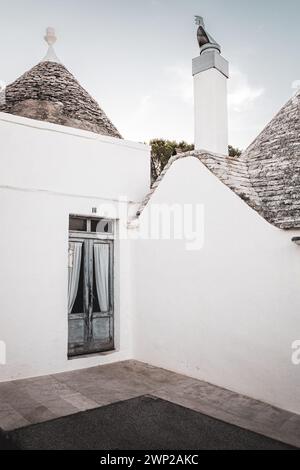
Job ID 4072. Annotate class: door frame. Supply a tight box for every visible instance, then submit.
[68,220,115,358]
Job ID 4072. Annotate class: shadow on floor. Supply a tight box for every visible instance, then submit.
[0,429,19,450]
[8,396,297,451]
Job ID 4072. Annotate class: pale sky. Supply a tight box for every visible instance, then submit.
[0,0,299,149]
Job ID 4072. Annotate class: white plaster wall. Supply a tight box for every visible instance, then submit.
[0,114,150,381]
[0,189,135,381]
[0,113,150,202]
[133,157,300,414]
[194,68,228,155]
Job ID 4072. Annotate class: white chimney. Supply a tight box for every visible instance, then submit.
[193,16,229,155]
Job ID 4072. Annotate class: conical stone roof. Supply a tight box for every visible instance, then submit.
[242,92,300,229]
[0,50,121,138]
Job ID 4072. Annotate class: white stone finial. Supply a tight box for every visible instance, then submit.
[42,27,60,63]
[44,27,57,46]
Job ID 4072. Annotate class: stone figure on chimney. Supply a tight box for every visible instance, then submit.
[195,16,221,54]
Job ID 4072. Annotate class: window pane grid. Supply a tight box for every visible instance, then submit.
[69,216,113,235]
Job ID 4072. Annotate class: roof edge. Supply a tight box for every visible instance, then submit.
[0,111,149,152]
[128,150,289,230]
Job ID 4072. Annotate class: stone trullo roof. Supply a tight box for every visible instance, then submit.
[0,28,121,138]
[242,92,300,229]
[0,61,122,138]
[133,92,300,230]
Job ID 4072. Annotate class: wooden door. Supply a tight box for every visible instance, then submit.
[68,238,114,357]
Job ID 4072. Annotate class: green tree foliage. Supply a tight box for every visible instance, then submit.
[228,145,242,157]
[150,139,194,183]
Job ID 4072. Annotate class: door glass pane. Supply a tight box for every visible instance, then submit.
[71,249,84,314]
[69,217,87,232]
[93,265,101,313]
[93,244,110,313]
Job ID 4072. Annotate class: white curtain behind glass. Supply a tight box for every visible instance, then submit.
[94,244,110,312]
[68,242,82,314]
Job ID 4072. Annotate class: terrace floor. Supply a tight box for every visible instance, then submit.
[0,360,299,448]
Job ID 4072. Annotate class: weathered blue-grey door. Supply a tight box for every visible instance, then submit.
[68,216,114,357]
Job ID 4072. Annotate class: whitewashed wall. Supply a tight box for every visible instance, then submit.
[133,157,300,414]
[0,113,150,202]
[0,113,150,381]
